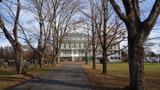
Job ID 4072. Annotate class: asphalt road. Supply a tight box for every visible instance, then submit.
[9,63,92,90]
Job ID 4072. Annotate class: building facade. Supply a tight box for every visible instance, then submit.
[60,33,91,61]
[60,33,121,62]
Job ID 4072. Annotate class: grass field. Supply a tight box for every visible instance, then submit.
[84,63,160,90]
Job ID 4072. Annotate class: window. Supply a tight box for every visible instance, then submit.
[61,44,64,49]
[66,50,71,54]
[76,43,79,48]
[66,43,69,49]
[71,43,74,48]
[76,37,79,40]
[61,50,64,55]
[81,50,84,54]
[72,36,76,40]
[81,43,84,49]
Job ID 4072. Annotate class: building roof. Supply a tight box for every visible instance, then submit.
[63,32,88,42]
[65,33,88,37]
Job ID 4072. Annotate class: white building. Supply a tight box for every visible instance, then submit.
[60,33,121,62]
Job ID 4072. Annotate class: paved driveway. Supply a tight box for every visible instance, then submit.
[9,64,92,90]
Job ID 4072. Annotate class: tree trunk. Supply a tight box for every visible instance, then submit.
[102,49,107,74]
[92,48,96,69]
[128,34,146,90]
[56,54,60,64]
[56,49,60,64]
[85,44,90,65]
[102,0,108,74]
[38,54,42,68]
[85,51,88,64]
[92,26,96,69]
[51,49,56,65]
[38,53,44,68]
[15,43,23,74]
[51,56,55,65]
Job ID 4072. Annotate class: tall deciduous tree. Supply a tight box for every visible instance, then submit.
[81,0,125,74]
[48,0,80,64]
[110,0,160,90]
[29,0,51,68]
[0,0,23,74]
[79,17,98,66]
[89,0,97,69]
[79,0,98,69]
[20,0,52,68]
[79,19,92,65]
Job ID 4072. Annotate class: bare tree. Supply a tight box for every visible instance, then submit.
[85,0,125,74]
[80,0,100,69]
[0,0,24,74]
[90,0,97,69]
[30,0,51,68]
[20,0,80,66]
[47,0,80,64]
[100,0,109,74]
[20,0,52,68]
[81,20,92,65]
[110,0,160,90]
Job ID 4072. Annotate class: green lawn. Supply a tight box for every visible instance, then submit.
[84,63,160,90]
[96,63,160,76]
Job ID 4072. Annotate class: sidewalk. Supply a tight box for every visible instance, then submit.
[9,63,92,90]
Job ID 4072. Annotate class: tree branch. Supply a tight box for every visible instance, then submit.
[110,0,128,23]
[131,0,141,22]
[143,0,160,41]
[13,0,21,42]
[143,0,160,29]
[0,16,15,48]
